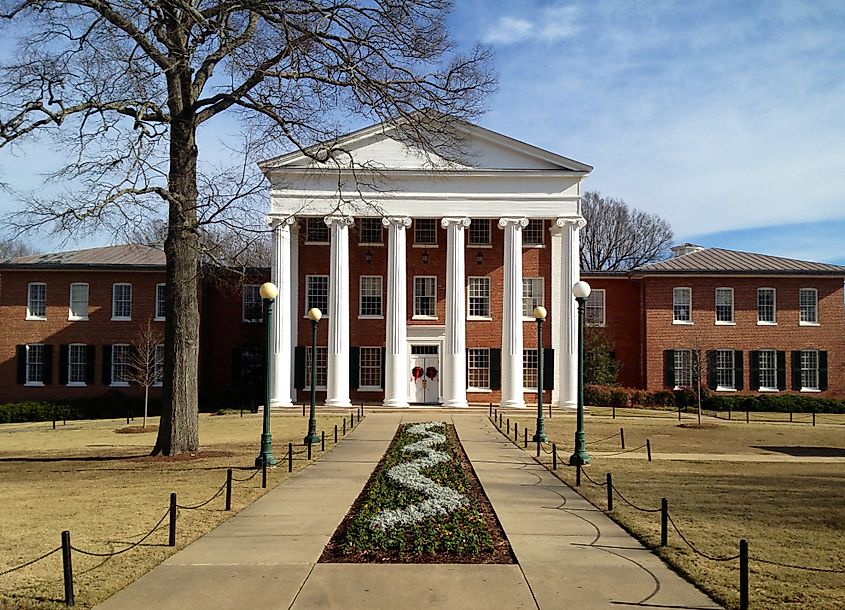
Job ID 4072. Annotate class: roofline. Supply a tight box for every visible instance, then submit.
[0,263,166,271]
[630,271,845,279]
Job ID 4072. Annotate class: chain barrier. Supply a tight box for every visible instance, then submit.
[666,514,740,562]
[0,546,61,577]
[590,430,622,444]
[596,443,647,457]
[230,467,262,483]
[580,466,607,487]
[539,441,554,454]
[71,509,170,558]
[177,481,228,510]
[610,483,661,513]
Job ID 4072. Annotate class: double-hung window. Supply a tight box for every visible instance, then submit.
[522,278,544,319]
[467,348,490,390]
[306,218,329,243]
[586,289,606,327]
[359,347,382,390]
[414,219,437,245]
[68,344,87,386]
[69,283,89,320]
[413,276,437,318]
[305,346,328,389]
[522,220,544,246]
[674,349,692,388]
[467,277,491,318]
[359,276,383,317]
[306,275,329,315]
[758,349,777,391]
[801,350,819,391]
[468,220,491,246]
[799,289,818,325]
[27,283,46,319]
[673,288,691,323]
[25,344,45,385]
[359,218,383,244]
[155,284,166,320]
[715,288,734,324]
[716,349,735,390]
[112,283,132,320]
[757,288,776,324]
[523,349,539,389]
[242,284,263,322]
[111,344,130,386]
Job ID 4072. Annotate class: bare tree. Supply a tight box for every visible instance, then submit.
[128,321,164,429]
[0,1,494,455]
[0,237,34,261]
[580,191,673,271]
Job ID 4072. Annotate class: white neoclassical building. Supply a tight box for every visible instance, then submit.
[258,119,591,408]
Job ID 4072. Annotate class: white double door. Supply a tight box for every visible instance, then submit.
[409,345,440,404]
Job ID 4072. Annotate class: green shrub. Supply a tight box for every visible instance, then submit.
[646,390,675,407]
[0,394,162,424]
[702,393,845,414]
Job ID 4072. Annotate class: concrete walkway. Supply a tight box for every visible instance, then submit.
[97,413,721,610]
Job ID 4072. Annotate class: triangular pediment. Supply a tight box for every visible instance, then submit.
[259,117,591,173]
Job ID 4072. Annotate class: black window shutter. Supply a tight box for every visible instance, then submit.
[349,347,360,390]
[16,345,26,384]
[749,351,760,390]
[543,348,554,390]
[231,349,242,388]
[819,351,828,391]
[85,345,96,385]
[59,345,69,386]
[706,350,717,390]
[734,350,744,391]
[293,346,306,390]
[380,347,386,389]
[663,350,674,388]
[40,345,53,385]
[776,351,787,390]
[489,348,502,390]
[790,351,801,390]
[103,345,113,385]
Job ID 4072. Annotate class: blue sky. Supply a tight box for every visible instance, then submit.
[1,1,844,265]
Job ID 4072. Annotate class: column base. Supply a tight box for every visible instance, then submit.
[383,399,410,408]
[442,399,468,408]
[270,398,294,408]
[324,398,352,408]
[500,399,526,408]
[556,400,578,410]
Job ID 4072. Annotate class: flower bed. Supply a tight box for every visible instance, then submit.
[321,421,513,563]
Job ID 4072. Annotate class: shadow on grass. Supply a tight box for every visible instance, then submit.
[0,454,149,463]
[753,446,845,457]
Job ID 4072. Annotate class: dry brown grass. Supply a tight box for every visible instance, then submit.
[503,410,845,610]
[0,412,349,609]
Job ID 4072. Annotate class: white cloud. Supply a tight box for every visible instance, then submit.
[482,16,533,44]
[482,3,579,45]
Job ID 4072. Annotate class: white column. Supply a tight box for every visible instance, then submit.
[556,217,586,409]
[498,218,529,408]
[325,215,354,407]
[269,216,296,407]
[441,217,470,407]
[383,216,412,407]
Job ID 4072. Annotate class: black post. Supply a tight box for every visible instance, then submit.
[302,403,306,417]
[647,439,652,462]
[606,473,613,511]
[746,409,749,423]
[343,418,347,435]
[548,403,552,419]
[350,412,354,429]
[524,428,528,448]
[613,404,616,419]
[678,405,682,421]
[240,407,243,417]
[53,406,56,430]
[514,422,518,441]
[552,444,557,470]
[321,430,325,452]
[790,411,793,423]
[126,407,130,425]
[288,442,293,473]
[261,455,267,489]
[61,530,74,607]
[660,498,668,547]
[620,428,625,449]
[728,407,732,420]
[334,424,338,444]
[507,418,510,434]
[740,539,749,610]
[813,410,816,427]
[576,463,581,487]
[307,441,313,460]
[169,493,176,546]
[225,469,232,511]
[489,403,492,417]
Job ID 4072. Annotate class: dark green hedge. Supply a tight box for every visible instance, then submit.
[0,395,163,424]
[704,394,845,414]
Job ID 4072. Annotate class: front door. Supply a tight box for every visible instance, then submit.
[410,345,440,404]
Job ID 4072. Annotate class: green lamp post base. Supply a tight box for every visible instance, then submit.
[255,433,277,468]
[303,432,320,445]
[568,431,591,465]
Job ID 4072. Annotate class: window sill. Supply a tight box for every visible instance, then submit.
[716,387,737,392]
[303,314,329,319]
[67,382,87,387]
[672,320,693,325]
[24,382,45,387]
[412,315,438,321]
[358,315,384,320]
[304,241,329,246]
[412,243,438,248]
[757,321,777,326]
[715,321,735,326]
[359,242,383,247]
[68,316,89,322]
[154,317,165,322]
[468,387,492,393]
[153,383,163,388]
[522,244,545,249]
[522,387,540,392]
[586,322,606,328]
[467,316,493,321]
[25,316,46,321]
[799,321,819,327]
[758,387,779,393]
[800,388,821,393]
[110,382,130,388]
[111,317,132,322]
[467,244,493,249]
[358,387,382,392]
[243,319,263,324]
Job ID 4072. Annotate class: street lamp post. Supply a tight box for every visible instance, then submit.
[569,281,592,466]
[255,282,279,468]
[532,305,547,442]
[304,307,322,445]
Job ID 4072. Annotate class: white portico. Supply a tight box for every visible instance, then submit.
[258,118,592,409]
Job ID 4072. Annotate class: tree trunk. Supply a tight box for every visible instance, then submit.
[152,63,201,455]
[143,385,149,429]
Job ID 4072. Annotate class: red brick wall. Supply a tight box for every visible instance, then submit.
[0,269,166,402]
[642,276,845,396]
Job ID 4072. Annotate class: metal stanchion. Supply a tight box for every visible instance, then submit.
[169,493,177,546]
[225,469,232,511]
[62,530,74,607]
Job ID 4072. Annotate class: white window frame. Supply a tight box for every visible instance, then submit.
[586,288,606,327]
[673,287,692,324]
[25,344,45,386]
[154,344,164,387]
[111,283,132,321]
[758,349,778,392]
[68,283,89,321]
[413,219,438,246]
[715,287,734,325]
[522,277,544,320]
[27,282,46,320]
[359,276,383,318]
[242,284,263,323]
[673,349,692,389]
[522,348,539,390]
[67,343,87,386]
[305,218,329,243]
[757,288,776,325]
[358,346,382,391]
[155,283,166,321]
[111,344,131,387]
[305,275,329,317]
[467,276,491,319]
[800,349,820,392]
[467,348,491,391]
[716,349,736,391]
[467,219,491,246]
[522,219,544,246]
[799,288,818,325]
[413,276,437,319]
[305,345,328,390]
[359,218,384,245]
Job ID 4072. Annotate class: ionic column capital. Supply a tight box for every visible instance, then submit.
[266,215,296,229]
[441,217,471,229]
[382,216,412,229]
[554,217,587,230]
[323,215,355,228]
[498,217,529,229]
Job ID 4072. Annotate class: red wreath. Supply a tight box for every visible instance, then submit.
[411,366,424,380]
[425,366,438,380]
